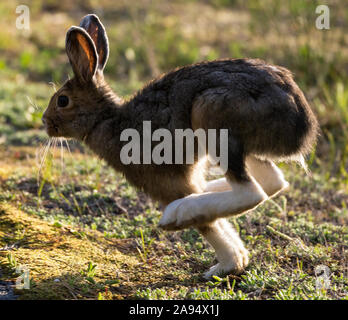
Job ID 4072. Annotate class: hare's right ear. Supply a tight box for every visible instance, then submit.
[79,14,109,71]
[66,27,98,83]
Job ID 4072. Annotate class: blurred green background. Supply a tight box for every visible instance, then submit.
[0,0,348,176]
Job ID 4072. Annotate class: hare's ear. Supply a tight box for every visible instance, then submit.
[79,14,109,71]
[66,26,98,83]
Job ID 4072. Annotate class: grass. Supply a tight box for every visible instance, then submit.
[0,0,347,300]
[0,145,347,300]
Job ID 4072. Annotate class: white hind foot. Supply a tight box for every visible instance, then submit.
[159,178,267,230]
[204,246,249,279]
[204,263,233,279]
[159,193,208,230]
[200,219,249,279]
[204,259,246,279]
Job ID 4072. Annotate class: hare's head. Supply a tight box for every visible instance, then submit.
[43,14,113,140]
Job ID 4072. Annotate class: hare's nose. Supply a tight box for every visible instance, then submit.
[42,114,47,126]
[42,109,49,123]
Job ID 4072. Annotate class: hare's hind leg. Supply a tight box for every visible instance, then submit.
[158,137,268,230]
[203,156,289,197]
[245,156,289,197]
[195,178,250,277]
[204,177,230,192]
[159,174,267,230]
[199,219,249,278]
[196,158,288,278]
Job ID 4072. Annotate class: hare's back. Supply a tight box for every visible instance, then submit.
[130,59,317,158]
[133,59,288,125]
[185,59,318,158]
[148,58,301,120]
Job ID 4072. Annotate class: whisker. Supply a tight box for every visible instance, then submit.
[26,95,40,112]
[53,137,58,151]
[59,138,65,173]
[48,82,57,92]
[37,138,49,165]
[35,138,48,169]
[63,138,72,157]
[38,138,52,181]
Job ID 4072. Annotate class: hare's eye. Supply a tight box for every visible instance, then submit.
[57,95,69,108]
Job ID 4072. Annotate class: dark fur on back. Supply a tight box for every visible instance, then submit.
[130,58,318,157]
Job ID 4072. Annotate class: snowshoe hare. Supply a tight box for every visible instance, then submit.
[42,14,318,278]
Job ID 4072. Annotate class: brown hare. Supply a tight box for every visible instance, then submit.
[42,14,318,278]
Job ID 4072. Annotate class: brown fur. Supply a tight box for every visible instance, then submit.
[43,16,318,205]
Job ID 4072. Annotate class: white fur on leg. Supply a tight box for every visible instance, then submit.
[205,158,289,198]
[200,219,249,278]
[218,219,249,267]
[204,178,231,192]
[246,156,289,197]
[159,177,268,230]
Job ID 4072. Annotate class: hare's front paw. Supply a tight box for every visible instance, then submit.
[204,247,249,279]
[158,194,205,230]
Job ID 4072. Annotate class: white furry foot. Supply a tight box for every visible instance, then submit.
[158,185,267,230]
[159,197,197,230]
[204,247,249,279]
[158,195,201,230]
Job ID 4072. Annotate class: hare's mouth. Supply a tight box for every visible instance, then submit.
[46,127,59,137]
[44,120,60,137]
